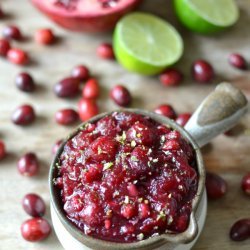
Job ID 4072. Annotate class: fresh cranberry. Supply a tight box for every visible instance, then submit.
[12,104,35,125]
[0,140,6,160]
[192,60,214,83]
[0,38,11,56]
[15,72,36,92]
[228,53,247,70]
[21,218,51,242]
[206,172,227,199]
[52,139,63,155]
[154,104,177,119]
[71,65,89,81]
[230,219,250,241]
[55,108,79,125]
[241,173,250,196]
[35,28,55,45]
[110,85,131,107]
[7,48,29,65]
[17,153,39,177]
[54,77,80,98]
[82,78,100,99]
[2,25,22,40]
[97,43,114,59]
[159,68,183,87]
[0,6,4,18]
[175,113,192,127]
[22,193,46,217]
[78,98,99,121]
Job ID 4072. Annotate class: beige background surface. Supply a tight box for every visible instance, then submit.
[0,0,250,249]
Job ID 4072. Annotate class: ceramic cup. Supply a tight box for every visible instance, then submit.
[50,82,248,250]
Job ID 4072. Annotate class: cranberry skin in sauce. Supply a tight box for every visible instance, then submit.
[54,112,198,243]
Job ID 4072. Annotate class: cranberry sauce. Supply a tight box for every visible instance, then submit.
[54,112,198,243]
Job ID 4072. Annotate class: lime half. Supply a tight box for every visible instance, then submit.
[174,0,239,34]
[113,12,183,75]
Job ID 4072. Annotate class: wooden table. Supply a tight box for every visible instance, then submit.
[0,0,249,249]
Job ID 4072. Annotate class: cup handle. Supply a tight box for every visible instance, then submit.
[184,82,248,147]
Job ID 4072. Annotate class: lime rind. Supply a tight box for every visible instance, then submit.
[113,12,183,75]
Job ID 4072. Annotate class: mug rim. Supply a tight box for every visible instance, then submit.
[49,109,205,250]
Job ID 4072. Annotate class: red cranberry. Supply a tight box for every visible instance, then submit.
[82,78,100,99]
[78,98,99,122]
[230,219,250,241]
[159,68,183,87]
[21,218,51,242]
[52,139,63,155]
[97,43,114,59]
[15,72,35,92]
[241,173,250,196]
[2,25,22,40]
[192,60,214,83]
[12,104,35,125]
[71,65,89,81]
[121,204,136,219]
[54,77,80,98]
[206,172,227,199]
[7,48,29,65]
[0,140,6,160]
[17,153,39,177]
[105,219,111,229]
[110,85,131,107]
[154,104,177,119]
[228,53,247,70]
[22,193,46,217]
[175,113,192,127]
[0,6,4,18]
[35,28,55,45]
[55,108,79,125]
[139,203,150,219]
[0,38,11,56]
[127,123,155,146]
[86,136,118,162]
[127,183,139,197]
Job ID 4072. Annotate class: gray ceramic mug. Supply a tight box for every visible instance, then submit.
[50,82,248,250]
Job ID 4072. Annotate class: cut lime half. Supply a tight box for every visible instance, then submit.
[174,0,239,34]
[113,12,183,75]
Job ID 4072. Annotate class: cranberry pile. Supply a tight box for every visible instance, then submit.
[54,112,198,242]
